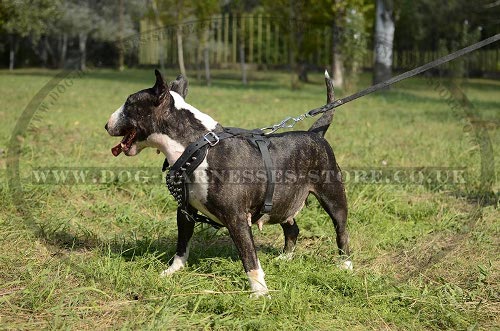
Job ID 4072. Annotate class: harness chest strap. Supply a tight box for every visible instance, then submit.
[164,128,275,227]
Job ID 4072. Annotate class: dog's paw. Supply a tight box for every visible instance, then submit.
[275,252,294,261]
[249,291,271,299]
[160,254,188,277]
[339,260,353,271]
[160,267,177,277]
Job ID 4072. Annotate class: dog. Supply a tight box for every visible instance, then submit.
[105,70,351,297]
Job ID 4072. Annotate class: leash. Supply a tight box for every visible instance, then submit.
[262,34,500,134]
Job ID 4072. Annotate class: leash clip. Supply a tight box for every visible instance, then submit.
[203,131,220,146]
[261,113,311,135]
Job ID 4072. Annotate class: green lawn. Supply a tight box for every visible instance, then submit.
[0,68,498,330]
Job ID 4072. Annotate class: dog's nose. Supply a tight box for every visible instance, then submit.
[104,123,108,131]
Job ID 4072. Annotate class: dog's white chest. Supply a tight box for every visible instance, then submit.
[188,158,223,225]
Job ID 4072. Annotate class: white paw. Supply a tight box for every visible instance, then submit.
[340,260,353,270]
[160,254,188,277]
[160,266,179,277]
[275,252,294,261]
[247,264,270,298]
[250,290,271,299]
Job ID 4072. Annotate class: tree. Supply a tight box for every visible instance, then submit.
[262,0,307,88]
[194,0,220,86]
[0,0,60,70]
[310,0,371,90]
[311,0,346,87]
[373,0,394,85]
[227,0,259,85]
[150,0,166,71]
[63,0,100,71]
[94,0,146,69]
[150,0,193,77]
[174,0,188,77]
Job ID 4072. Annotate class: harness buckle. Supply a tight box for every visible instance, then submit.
[203,131,220,146]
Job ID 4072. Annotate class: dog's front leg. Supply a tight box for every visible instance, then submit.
[226,218,269,298]
[161,208,195,276]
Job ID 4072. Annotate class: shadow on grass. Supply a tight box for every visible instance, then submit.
[38,220,286,269]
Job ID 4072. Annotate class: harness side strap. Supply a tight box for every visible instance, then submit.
[255,139,275,214]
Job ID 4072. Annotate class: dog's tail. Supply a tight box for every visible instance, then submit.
[308,70,335,137]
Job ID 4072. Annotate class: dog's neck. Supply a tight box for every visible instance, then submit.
[147,91,220,164]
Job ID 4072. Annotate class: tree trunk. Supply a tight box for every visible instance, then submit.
[237,17,247,85]
[40,37,48,67]
[118,0,125,71]
[288,0,299,89]
[239,39,247,85]
[298,63,308,82]
[203,28,211,86]
[176,28,187,77]
[9,35,16,71]
[79,32,87,71]
[60,33,68,68]
[204,48,211,86]
[373,0,394,85]
[331,17,344,88]
[42,36,55,68]
[151,0,165,71]
[196,46,201,81]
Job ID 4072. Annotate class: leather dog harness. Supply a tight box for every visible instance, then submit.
[163,127,275,229]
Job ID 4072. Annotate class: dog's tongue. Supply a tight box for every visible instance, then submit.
[111,143,122,157]
[111,130,136,157]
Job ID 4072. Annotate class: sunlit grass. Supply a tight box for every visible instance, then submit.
[0,68,498,329]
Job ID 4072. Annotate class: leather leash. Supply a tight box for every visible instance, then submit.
[262,34,500,134]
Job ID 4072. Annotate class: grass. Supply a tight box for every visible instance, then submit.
[0,68,498,330]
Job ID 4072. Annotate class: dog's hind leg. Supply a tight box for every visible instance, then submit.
[161,207,195,276]
[313,179,352,270]
[281,219,299,254]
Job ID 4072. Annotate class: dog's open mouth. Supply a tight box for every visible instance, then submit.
[111,129,137,156]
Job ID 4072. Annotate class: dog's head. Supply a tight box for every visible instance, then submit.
[105,70,188,156]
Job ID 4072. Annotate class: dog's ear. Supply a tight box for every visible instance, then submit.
[169,75,189,99]
[153,69,169,103]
